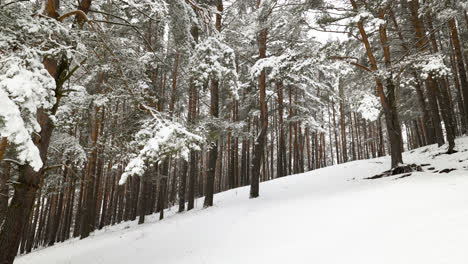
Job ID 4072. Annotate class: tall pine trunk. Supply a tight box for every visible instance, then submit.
[350,0,403,168]
[449,18,468,132]
[250,0,268,198]
[0,112,55,264]
[204,0,223,207]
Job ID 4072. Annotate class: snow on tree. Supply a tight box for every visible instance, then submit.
[119,107,203,185]
[357,94,381,121]
[0,58,55,171]
[189,36,239,99]
[411,53,451,80]
[0,8,83,171]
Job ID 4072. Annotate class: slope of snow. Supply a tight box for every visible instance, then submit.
[16,137,468,264]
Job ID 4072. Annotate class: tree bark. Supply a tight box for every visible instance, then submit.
[48,166,68,246]
[80,106,100,239]
[276,81,287,177]
[178,160,188,212]
[0,162,9,225]
[0,113,54,264]
[187,25,199,211]
[138,170,151,224]
[158,161,169,220]
[449,18,468,132]
[338,79,348,162]
[250,0,268,198]
[204,79,219,207]
[0,137,7,165]
[350,0,403,168]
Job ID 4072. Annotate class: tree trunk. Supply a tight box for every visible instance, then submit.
[332,99,340,163]
[408,3,455,150]
[0,143,51,264]
[73,167,86,237]
[250,1,268,198]
[276,81,287,176]
[204,78,219,207]
[158,177,167,221]
[350,0,403,168]
[449,18,468,132]
[138,171,150,224]
[187,24,199,211]
[449,48,467,133]
[338,79,348,162]
[99,162,112,229]
[48,166,68,246]
[81,106,100,239]
[25,183,41,253]
[169,160,177,206]
[0,137,7,165]
[0,162,9,224]
[383,79,404,167]
[178,160,188,212]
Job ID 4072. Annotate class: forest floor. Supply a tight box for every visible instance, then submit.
[16,137,468,264]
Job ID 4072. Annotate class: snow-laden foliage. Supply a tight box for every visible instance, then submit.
[419,0,458,20]
[168,0,197,50]
[120,0,168,21]
[0,58,55,171]
[189,36,239,99]
[357,94,381,121]
[250,45,327,90]
[0,9,82,170]
[412,53,451,80]
[249,42,331,131]
[49,132,87,167]
[250,52,291,80]
[55,85,90,131]
[350,9,385,33]
[119,109,203,184]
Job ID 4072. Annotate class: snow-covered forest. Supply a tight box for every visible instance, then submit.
[1,0,468,263]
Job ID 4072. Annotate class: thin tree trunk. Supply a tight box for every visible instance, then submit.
[81,106,100,239]
[250,0,268,198]
[187,23,199,211]
[158,161,169,220]
[350,0,403,167]
[99,161,112,229]
[178,160,188,213]
[170,160,178,206]
[449,47,467,133]
[0,137,7,165]
[204,74,220,207]
[138,171,150,224]
[73,167,86,237]
[339,79,348,162]
[25,183,41,253]
[332,99,340,163]
[276,81,287,177]
[0,162,9,224]
[449,18,468,132]
[48,166,68,246]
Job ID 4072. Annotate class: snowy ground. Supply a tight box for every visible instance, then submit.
[16,137,468,264]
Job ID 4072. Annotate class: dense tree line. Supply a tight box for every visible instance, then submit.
[1,0,468,263]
